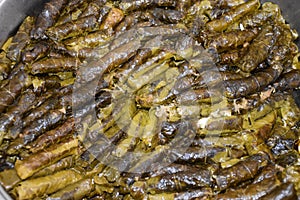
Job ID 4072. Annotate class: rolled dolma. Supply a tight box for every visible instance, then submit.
[0,89,36,142]
[28,118,75,153]
[64,31,111,50]
[31,156,75,178]
[215,177,280,199]
[145,168,212,193]
[172,146,226,164]
[238,2,279,29]
[119,0,177,12]
[31,0,69,39]
[46,15,99,41]
[31,57,81,74]
[148,163,202,177]
[206,0,260,32]
[15,138,79,179]
[111,24,188,51]
[224,66,283,98]
[8,109,66,154]
[47,178,94,200]
[148,187,213,200]
[252,164,278,184]
[13,169,83,200]
[208,28,258,52]
[236,25,277,73]
[0,69,31,113]
[274,69,300,91]
[55,1,89,25]
[6,16,34,62]
[77,39,141,84]
[21,41,51,63]
[213,153,268,191]
[260,182,298,200]
[22,96,62,128]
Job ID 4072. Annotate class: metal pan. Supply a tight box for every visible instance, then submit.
[0,0,50,46]
[0,0,299,199]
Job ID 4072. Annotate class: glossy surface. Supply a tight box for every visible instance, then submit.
[0,0,299,199]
